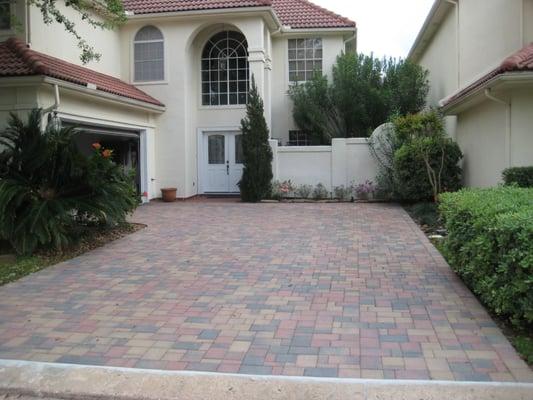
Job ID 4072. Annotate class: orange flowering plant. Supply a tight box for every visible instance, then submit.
[0,109,139,255]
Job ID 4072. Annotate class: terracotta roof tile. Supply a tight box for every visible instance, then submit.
[442,43,533,107]
[122,0,355,28]
[0,38,164,107]
[271,0,354,29]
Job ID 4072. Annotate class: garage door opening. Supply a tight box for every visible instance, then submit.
[68,123,142,193]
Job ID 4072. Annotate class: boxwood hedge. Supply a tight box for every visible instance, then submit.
[502,166,533,188]
[439,187,533,329]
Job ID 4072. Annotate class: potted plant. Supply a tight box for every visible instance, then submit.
[161,188,177,202]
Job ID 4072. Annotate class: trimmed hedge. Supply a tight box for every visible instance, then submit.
[439,187,533,329]
[503,166,533,188]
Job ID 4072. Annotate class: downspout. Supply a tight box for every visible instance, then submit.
[343,29,357,53]
[485,88,512,168]
[445,0,460,88]
[43,84,60,113]
[25,0,31,45]
[43,84,61,129]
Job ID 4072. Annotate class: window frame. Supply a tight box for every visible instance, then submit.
[287,37,323,84]
[199,30,250,109]
[287,130,312,146]
[132,25,166,85]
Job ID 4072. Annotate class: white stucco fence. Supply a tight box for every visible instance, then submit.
[270,138,379,193]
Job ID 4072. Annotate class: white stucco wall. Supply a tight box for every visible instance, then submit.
[458,0,523,86]
[0,86,40,128]
[524,0,533,44]
[509,89,533,168]
[454,88,533,188]
[272,138,378,193]
[455,100,507,188]
[27,1,123,77]
[417,7,458,108]
[277,146,332,188]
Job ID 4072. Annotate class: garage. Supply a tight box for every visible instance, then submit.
[65,121,142,194]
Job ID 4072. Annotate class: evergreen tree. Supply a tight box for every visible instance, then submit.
[239,77,273,202]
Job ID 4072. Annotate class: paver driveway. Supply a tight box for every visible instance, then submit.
[0,201,531,382]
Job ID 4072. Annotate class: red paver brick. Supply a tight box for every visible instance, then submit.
[0,202,531,383]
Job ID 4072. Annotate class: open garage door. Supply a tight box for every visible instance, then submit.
[66,122,142,194]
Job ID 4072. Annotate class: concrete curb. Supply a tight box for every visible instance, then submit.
[1,359,532,400]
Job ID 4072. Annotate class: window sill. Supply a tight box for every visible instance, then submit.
[133,81,168,86]
[198,105,247,111]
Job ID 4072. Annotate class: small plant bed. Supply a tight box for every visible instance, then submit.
[0,223,145,286]
[267,180,381,203]
[403,202,446,238]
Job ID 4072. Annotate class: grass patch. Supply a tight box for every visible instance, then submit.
[0,223,145,286]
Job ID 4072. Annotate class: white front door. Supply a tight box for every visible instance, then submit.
[204,131,244,193]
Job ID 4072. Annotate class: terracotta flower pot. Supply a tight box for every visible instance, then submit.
[161,188,177,202]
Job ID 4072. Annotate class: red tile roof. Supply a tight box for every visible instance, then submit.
[122,0,355,28]
[442,43,533,107]
[272,0,355,28]
[0,37,164,107]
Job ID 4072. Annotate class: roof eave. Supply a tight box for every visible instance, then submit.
[407,0,453,62]
[126,6,282,31]
[280,26,356,33]
[440,71,533,114]
[44,77,166,113]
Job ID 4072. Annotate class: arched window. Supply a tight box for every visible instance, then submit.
[201,31,249,106]
[134,26,164,82]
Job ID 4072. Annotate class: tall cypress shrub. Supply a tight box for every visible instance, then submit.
[239,77,273,202]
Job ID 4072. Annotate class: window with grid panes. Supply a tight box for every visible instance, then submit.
[0,0,11,30]
[288,130,311,146]
[134,26,164,82]
[288,38,322,82]
[201,31,249,106]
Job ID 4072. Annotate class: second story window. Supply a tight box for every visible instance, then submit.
[0,0,11,30]
[134,26,164,82]
[201,31,249,106]
[288,38,322,82]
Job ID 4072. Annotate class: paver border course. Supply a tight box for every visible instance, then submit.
[1,359,533,400]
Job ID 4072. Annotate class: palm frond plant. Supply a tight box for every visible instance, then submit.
[0,109,138,255]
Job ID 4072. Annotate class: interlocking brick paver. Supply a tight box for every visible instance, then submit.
[0,201,531,383]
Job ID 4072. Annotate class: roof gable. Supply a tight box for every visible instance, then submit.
[122,0,355,29]
[0,38,164,107]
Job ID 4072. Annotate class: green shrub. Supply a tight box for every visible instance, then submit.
[289,53,429,142]
[239,77,273,202]
[393,111,444,145]
[503,166,533,188]
[313,183,329,200]
[296,184,313,199]
[439,187,533,329]
[0,109,138,255]
[393,138,462,201]
[392,111,462,202]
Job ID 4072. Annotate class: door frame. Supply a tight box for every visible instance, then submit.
[197,126,241,194]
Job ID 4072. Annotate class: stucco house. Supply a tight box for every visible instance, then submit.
[0,0,357,199]
[409,0,533,188]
